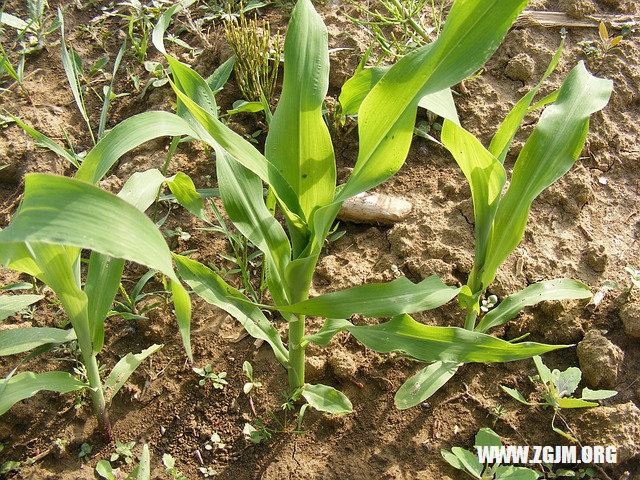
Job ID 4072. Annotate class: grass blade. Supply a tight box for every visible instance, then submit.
[104,344,163,401]
[0,294,42,321]
[0,327,76,356]
[394,361,460,409]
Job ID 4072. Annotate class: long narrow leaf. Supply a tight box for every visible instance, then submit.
[0,327,76,356]
[475,279,592,333]
[0,294,42,321]
[0,371,87,415]
[306,315,567,363]
[274,275,460,318]
[394,361,460,410]
[104,344,163,401]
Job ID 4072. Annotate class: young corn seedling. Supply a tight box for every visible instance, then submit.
[501,355,617,442]
[390,40,613,409]
[149,0,569,415]
[0,168,200,440]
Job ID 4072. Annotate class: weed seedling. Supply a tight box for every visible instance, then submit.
[243,419,272,445]
[242,361,262,394]
[78,442,93,462]
[111,440,136,465]
[442,427,539,480]
[501,356,617,441]
[624,265,640,297]
[193,365,228,389]
[204,433,225,451]
[163,453,189,480]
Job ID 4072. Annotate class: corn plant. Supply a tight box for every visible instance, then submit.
[0,168,199,440]
[144,0,574,415]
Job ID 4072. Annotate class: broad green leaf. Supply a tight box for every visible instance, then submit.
[338,0,529,203]
[581,387,617,401]
[217,154,291,305]
[0,175,178,282]
[275,275,460,318]
[166,172,207,222]
[170,279,192,362]
[11,116,80,168]
[500,385,532,405]
[104,344,163,401]
[533,355,552,385]
[556,397,598,409]
[0,12,30,31]
[441,120,506,292]
[174,255,289,366]
[475,427,502,447]
[137,444,151,480]
[553,367,581,398]
[165,56,217,121]
[96,460,115,480]
[451,447,483,478]
[340,66,459,124]
[489,38,564,163]
[306,315,567,363]
[494,466,540,480]
[300,383,352,414]
[475,279,592,333]
[481,63,613,288]
[265,0,335,221]
[0,371,87,415]
[0,294,42,321]
[441,449,465,471]
[151,1,194,55]
[0,327,76,356]
[394,361,460,410]
[85,252,124,352]
[75,111,196,184]
[207,55,235,93]
[226,100,264,116]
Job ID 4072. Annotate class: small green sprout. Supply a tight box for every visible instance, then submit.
[78,442,92,462]
[243,419,272,445]
[501,355,617,442]
[0,460,21,475]
[199,466,218,477]
[193,365,228,389]
[624,266,640,296]
[442,427,539,480]
[163,453,189,480]
[480,294,498,313]
[204,432,225,451]
[242,361,262,394]
[110,440,136,465]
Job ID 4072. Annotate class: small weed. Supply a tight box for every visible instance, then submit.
[242,361,262,394]
[78,442,92,462]
[579,21,623,60]
[110,440,136,465]
[501,355,617,441]
[193,365,228,389]
[163,453,189,480]
[204,432,225,451]
[243,418,273,444]
[114,269,168,320]
[199,466,218,477]
[624,265,640,297]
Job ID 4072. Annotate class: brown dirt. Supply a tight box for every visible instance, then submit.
[1,0,639,479]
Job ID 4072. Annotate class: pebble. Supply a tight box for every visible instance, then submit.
[576,330,624,389]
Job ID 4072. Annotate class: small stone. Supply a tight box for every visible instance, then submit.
[585,243,608,273]
[576,330,623,389]
[505,53,535,82]
[305,355,327,382]
[572,402,640,464]
[620,301,640,338]
[328,349,357,381]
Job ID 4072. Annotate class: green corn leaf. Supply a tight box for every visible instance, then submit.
[96,460,115,480]
[340,66,459,124]
[98,40,126,141]
[481,62,613,288]
[475,279,592,333]
[217,154,291,305]
[137,444,151,480]
[86,253,124,353]
[226,100,264,116]
[0,174,192,359]
[300,383,352,415]
[0,327,76,356]
[306,314,567,363]
[104,344,163,401]
[0,371,87,415]
[75,111,197,184]
[173,254,289,367]
[394,361,460,410]
[265,0,336,222]
[489,38,564,163]
[338,0,529,203]
[166,172,208,222]
[274,275,460,318]
[441,120,506,291]
[11,116,80,168]
[0,294,43,321]
[581,387,617,401]
[165,60,305,225]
